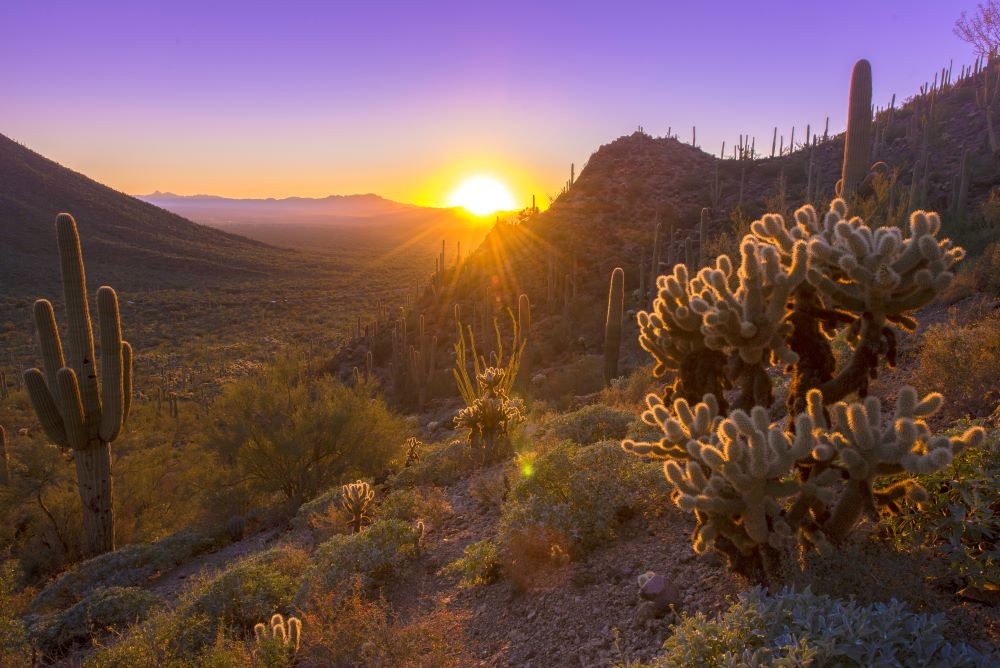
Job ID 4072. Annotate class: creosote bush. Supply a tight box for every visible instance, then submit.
[296,519,420,604]
[644,587,992,667]
[206,354,404,503]
[624,201,985,578]
[540,403,637,444]
[499,441,668,563]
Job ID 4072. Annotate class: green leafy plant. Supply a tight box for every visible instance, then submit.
[444,540,501,587]
[882,423,1000,593]
[644,587,992,667]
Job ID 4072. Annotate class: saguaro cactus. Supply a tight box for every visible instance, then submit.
[841,59,874,199]
[0,425,8,485]
[23,213,132,555]
[604,267,625,385]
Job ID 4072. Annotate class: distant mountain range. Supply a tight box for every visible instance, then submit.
[137,191,425,226]
[138,190,491,258]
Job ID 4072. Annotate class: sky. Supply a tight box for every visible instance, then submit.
[0,1,981,208]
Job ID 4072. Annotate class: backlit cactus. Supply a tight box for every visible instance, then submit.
[603,267,624,385]
[253,613,302,664]
[625,199,979,579]
[403,436,422,467]
[453,367,524,464]
[23,213,132,555]
[342,480,375,533]
[841,59,873,198]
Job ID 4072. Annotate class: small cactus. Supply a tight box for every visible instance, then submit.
[342,480,375,533]
[253,613,302,665]
[403,436,422,467]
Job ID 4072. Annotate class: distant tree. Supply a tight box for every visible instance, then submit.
[955,1,1000,56]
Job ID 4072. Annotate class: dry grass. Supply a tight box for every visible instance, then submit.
[912,306,1000,419]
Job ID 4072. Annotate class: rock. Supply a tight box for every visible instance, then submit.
[633,600,659,626]
[637,571,681,616]
[531,372,547,385]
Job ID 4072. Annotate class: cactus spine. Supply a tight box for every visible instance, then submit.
[23,214,131,555]
[603,267,625,385]
[841,59,874,199]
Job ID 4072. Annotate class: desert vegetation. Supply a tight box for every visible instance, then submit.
[2,9,1000,666]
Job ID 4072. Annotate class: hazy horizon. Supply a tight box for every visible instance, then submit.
[2,1,979,209]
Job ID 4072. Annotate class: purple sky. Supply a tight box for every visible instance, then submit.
[0,1,979,206]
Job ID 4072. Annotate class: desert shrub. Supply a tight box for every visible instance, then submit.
[444,540,501,587]
[87,545,306,665]
[540,403,636,444]
[206,355,405,503]
[25,586,157,657]
[390,440,475,488]
[599,364,657,407]
[296,520,419,603]
[645,588,992,667]
[498,440,667,561]
[530,354,604,405]
[881,423,1000,592]
[912,311,1000,418]
[0,562,31,667]
[468,468,509,510]
[377,486,451,525]
[298,581,466,667]
[29,530,221,613]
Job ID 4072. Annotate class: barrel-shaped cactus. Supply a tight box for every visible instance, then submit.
[23,214,132,555]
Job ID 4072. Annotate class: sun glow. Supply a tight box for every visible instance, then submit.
[448,176,515,215]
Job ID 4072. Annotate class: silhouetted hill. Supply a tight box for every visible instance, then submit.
[0,134,308,294]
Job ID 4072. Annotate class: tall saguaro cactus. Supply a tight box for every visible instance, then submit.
[23,213,132,556]
[841,59,874,199]
[604,267,625,385]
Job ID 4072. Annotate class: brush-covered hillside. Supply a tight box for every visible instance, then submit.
[1,58,999,668]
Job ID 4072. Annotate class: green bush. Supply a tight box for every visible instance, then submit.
[647,588,992,667]
[29,530,221,613]
[297,520,420,603]
[0,562,30,668]
[390,440,475,488]
[444,540,501,587]
[882,423,1000,591]
[25,587,157,657]
[206,355,405,503]
[86,545,306,665]
[540,404,637,444]
[377,486,451,525]
[498,440,667,558]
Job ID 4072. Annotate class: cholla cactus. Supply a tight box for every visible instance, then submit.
[452,308,525,465]
[403,436,422,467]
[454,367,524,464]
[252,613,302,665]
[625,200,983,580]
[341,481,374,533]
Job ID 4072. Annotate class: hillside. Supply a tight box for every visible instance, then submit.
[330,60,1000,403]
[0,134,310,294]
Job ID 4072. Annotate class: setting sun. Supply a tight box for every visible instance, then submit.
[447,176,515,215]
